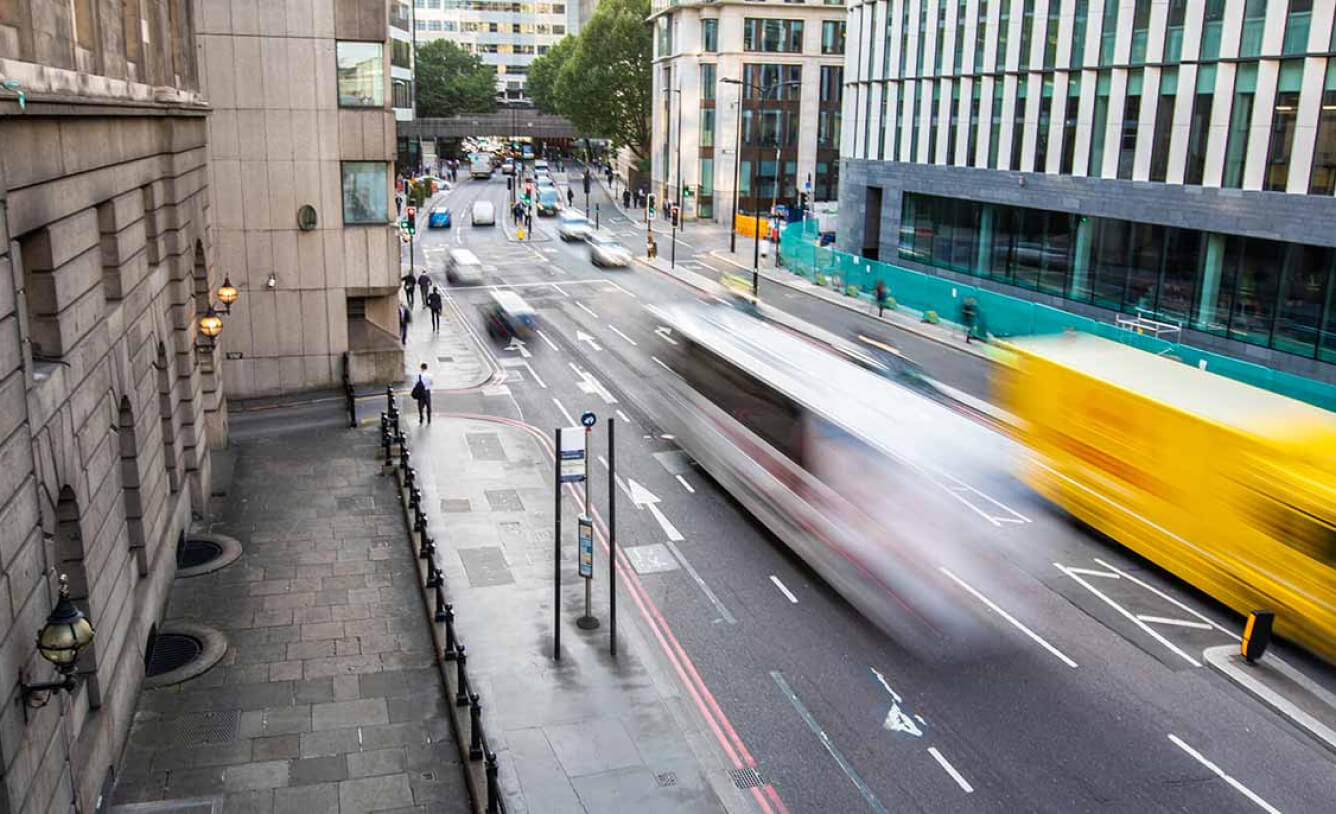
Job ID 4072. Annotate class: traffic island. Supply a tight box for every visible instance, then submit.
[1204,645,1336,756]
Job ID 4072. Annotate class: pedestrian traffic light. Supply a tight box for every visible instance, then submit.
[507,176,513,191]
[682,186,693,199]
[404,206,417,235]
[405,206,417,222]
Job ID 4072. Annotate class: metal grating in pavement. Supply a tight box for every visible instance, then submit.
[140,710,241,749]
[729,767,766,789]
[145,634,203,677]
[485,489,524,511]
[466,432,507,462]
[457,546,515,587]
[656,772,679,788]
[441,498,472,513]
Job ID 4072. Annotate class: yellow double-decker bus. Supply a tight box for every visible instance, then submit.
[998,333,1336,662]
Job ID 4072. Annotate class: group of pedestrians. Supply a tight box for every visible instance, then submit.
[400,268,444,424]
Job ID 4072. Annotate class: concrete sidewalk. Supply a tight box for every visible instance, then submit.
[111,420,471,813]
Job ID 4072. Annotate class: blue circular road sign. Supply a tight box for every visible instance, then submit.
[580,411,597,428]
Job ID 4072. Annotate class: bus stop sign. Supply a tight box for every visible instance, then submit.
[581,411,597,428]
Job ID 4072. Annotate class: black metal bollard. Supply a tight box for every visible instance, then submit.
[434,584,447,622]
[399,446,410,473]
[414,505,427,536]
[455,644,469,707]
[420,530,433,560]
[403,466,415,494]
[442,604,458,660]
[386,384,394,412]
[408,486,420,513]
[485,751,500,813]
[469,693,483,760]
[381,414,392,466]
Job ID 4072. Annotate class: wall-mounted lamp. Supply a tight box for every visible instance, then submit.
[19,575,95,720]
[265,273,277,289]
[1,79,25,112]
[215,277,238,314]
[196,306,223,356]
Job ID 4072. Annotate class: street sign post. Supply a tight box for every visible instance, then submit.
[559,430,585,483]
[577,412,600,630]
[578,517,594,578]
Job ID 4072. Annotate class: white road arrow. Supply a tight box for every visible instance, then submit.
[506,337,531,358]
[654,326,678,345]
[627,478,684,541]
[576,330,603,351]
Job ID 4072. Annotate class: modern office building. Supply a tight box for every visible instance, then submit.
[200,0,405,397]
[413,0,581,101]
[0,3,223,812]
[840,0,1336,381]
[650,0,846,222]
[392,0,417,121]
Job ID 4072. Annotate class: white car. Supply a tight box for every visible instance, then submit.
[557,213,592,242]
[588,231,631,267]
[471,200,495,226]
[534,159,549,173]
[535,174,555,188]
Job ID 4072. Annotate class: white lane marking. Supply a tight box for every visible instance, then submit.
[549,283,571,297]
[869,667,920,736]
[552,397,577,427]
[1093,558,1242,641]
[769,575,799,604]
[869,667,902,702]
[505,337,531,358]
[928,747,974,794]
[596,455,632,500]
[535,329,560,352]
[1167,735,1282,814]
[608,324,639,346]
[575,330,603,351]
[522,361,547,389]
[770,672,891,814]
[935,471,1031,526]
[940,567,1079,669]
[615,409,631,424]
[665,541,737,624]
[1136,615,1215,630]
[626,478,684,541]
[651,356,673,373]
[675,474,695,493]
[567,361,618,403]
[655,326,679,345]
[1055,563,1200,667]
[1065,567,1120,579]
[575,301,600,318]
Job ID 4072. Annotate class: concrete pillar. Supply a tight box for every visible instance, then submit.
[1195,233,1226,328]
[975,204,995,276]
[1071,216,1094,299]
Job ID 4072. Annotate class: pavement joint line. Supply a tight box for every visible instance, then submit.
[927,746,975,794]
[1055,562,1201,667]
[1093,557,1242,640]
[770,671,891,814]
[769,575,799,604]
[940,566,1079,668]
[665,540,738,625]
[1167,734,1282,814]
[1203,645,1336,757]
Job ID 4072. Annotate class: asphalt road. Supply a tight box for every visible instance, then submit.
[405,168,1336,813]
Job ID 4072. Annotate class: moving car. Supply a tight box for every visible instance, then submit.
[535,175,555,188]
[536,187,560,216]
[446,248,484,285]
[557,213,592,242]
[471,200,496,226]
[533,159,549,173]
[587,231,631,267]
[427,205,451,229]
[501,160,515,175]
[481,290,537,341]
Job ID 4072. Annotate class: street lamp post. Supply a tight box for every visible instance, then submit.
[670,85,683,269]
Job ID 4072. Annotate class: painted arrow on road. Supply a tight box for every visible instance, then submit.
[576,330,603,351]
[654,326,678,345]
[627,478,684,541]
[506,337,531,358]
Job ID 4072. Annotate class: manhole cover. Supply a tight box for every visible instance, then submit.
[485,489,524,511]
[146,633,203,677]
[177,539,222,570]
[728,767,766,789]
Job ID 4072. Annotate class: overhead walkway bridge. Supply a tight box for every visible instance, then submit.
[399,111,580,141]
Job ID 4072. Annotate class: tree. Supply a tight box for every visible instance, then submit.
[552,0,652,159]
[415,40,497,116]
[525,35,575,115]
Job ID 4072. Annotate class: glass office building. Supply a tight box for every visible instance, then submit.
[839,0,1336,379]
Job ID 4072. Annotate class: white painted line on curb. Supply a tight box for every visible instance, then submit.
[928,747,974,793]
[665,541,736,624]
[770,575,799,604]
[535,329,560,351]
[675,474,695,493]
[575,301,599,318]
[608,324,638,346]
[770,671,890,814]
[1167,734,1282,814]
[552,397,577,427]
[1056,563,1200,667]
[941,567,1078,669]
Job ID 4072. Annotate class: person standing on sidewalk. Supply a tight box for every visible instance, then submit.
[402,272,416,308]
[566,187,574,208]
[426,286,443,332]
[411,363,434,424]
[398,302,410,344]
[875,280,889,317]
[960,296,979,344]
[623,189,631,209]
[418,271,431,309]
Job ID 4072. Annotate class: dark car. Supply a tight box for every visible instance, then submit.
[480,290,537,341]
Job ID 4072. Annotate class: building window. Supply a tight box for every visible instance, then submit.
[1200,0,1226,60]
[1283,0,1313,56]
[1088,71,1112,176]
[1265,61,1305,191]
[968,81,981,166]
[743,18,804,52]
[657,17,672,57]
[989,79,1004,168]
[1222,64,1257,188]
[702,108,715,147]
[1099,0,1118,65]
[1238,0,1267,58]
[1130,0,1151,64]
[1060,75,1081,174]
[742,64,803,99]
[1163,0,1187,62]
[393,78,413,109]
[1034,75,1053,172]
[337,42,385,107]
[701,63,716,99]
[1011,78,1028,171]
[947,81,960,165]
[342,162,390,224]
[1149,69,1176,182]
[703,19,718,52]
[1117,70,1143,180]
[1185,66,1216,184]
[974,0,989,72]
[821,20,846,54]
[1043,0,1060,68]
[1019,0,1036,70]
[392,38,412,69]
[1310,61,1336,195]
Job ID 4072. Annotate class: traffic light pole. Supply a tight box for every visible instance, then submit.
[671,84,682,270]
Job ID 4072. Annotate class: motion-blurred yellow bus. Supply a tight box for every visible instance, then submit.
[999,333,1336,662]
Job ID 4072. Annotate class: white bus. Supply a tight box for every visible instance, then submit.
[649,303,1028,659]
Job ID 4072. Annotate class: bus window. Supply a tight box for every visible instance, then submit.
[679,341,805,466]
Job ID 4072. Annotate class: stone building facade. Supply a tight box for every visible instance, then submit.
[0,1,223,811]
[199,0,404,398]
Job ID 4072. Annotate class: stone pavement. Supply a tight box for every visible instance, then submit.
[401,283,496,394]
[110,420,472,814]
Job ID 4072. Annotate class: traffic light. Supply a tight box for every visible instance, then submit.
[682,186,693,199]
[403,206,417,235]
[582,174,591,194]
[647,193,656,220]
[507,176,514,191]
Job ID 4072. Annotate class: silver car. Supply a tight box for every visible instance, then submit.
[557,213,592,242]
[588,231,631,268]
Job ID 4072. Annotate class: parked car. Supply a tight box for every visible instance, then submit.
[537,187,561,216]
[471,200,496,226]
[481,290,537,341]
[588,231,631,267]
[557,213,592,242]
[427,205,451,228]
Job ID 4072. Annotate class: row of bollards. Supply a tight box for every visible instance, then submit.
[381,387,503,814]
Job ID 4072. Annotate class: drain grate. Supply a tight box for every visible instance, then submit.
[728,767,766,789]
[656,772,679,788]
[169,710,241,747]
[485,489,524,511]
[176,539,223,570]
[146,633,203,677]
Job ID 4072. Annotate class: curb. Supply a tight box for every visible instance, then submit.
[1204,645,1336,756]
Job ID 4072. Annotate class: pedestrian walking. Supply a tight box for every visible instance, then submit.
[402,272,416,308]
[411,363,433,424]
[417,271,430,309]
[960,296,979,344]
[874,280,889,317]
[566,187,574,208]
[623,189,631,209]
[427,286,443,332]
[398,302,410,345]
